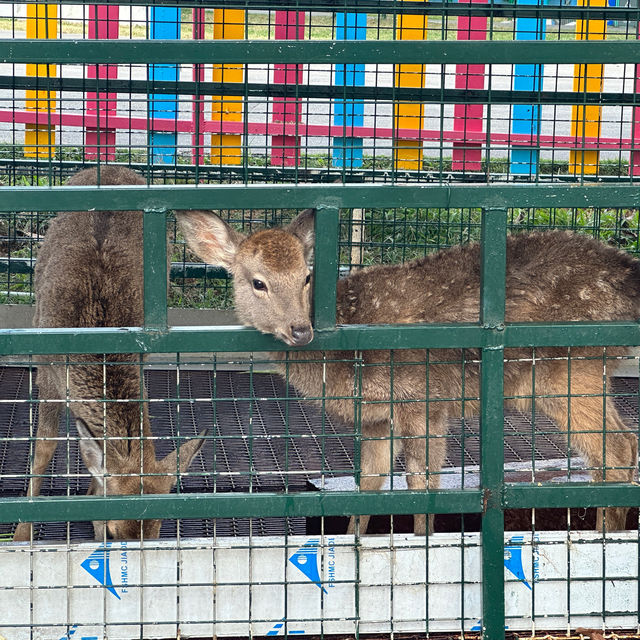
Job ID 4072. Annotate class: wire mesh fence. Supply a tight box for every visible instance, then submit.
[0,1,639,182]
[0,1,640,639]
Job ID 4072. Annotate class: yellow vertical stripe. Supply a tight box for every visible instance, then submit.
[211,9,245,166]
[25,3,58,158]
[570,0,606,175]
[394,4,427,170]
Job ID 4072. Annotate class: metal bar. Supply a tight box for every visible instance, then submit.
[313,207,339,331]
[0,324,485,355]
[4,75,639,106]
[4,183,640,212]
[480,349,506,640]
[480,209,507,328]
[2,39,640,65]
[502,322,640,347]
[143,210,169,329]
[0,259,230,280]
[504,483,640,509]
[3,321,640,356]
[0,489,483,524]
[479,208,507,640]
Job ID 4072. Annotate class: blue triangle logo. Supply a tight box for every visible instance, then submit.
[80,543,121,600]
[288,539,328,593]
[504,535,531,590]
[471,536,532,630]
[57,624,78,640]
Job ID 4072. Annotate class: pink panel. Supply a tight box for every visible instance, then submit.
[271,10,305,167]
[2,107,634,151]
[85,4,119,160]
[451,0,487,172]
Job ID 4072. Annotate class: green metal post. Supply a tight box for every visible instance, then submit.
[313,206,339,331]
[480,208,507,640]
[143,209,168,330]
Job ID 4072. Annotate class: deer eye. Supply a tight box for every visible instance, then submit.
[252,279,267,292]
[304,273,311,286]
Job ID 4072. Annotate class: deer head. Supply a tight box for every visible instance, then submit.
[76,420,207,540]
[177,209,316,347]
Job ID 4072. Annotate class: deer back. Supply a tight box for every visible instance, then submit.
[33,166,206,540]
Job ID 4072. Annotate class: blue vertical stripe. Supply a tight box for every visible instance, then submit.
[149,7,180,164]
[333,12,366,168]
[510,0,546,175]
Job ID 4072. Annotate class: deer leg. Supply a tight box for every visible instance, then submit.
[539,393,637,532]
[14,376,62,542]
[402,405,449,535]
[347,421,393,535]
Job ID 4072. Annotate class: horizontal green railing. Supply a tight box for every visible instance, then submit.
[2,483,638,524]
[0,258,230,280]
[2,39,640,65]
[3,322,640,355]
[0,490,483,524]
[1,75,635,106]
[2,183,640,212]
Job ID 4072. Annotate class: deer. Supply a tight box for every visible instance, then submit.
[176,207,640,535]
[13,166,207,542]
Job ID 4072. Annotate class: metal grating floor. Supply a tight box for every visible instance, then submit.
[0,367,637,540]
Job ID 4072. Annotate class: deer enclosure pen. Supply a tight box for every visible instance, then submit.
[1,1,640,639]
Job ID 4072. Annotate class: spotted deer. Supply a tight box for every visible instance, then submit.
[177,208,639,534]
[14,166,206,542]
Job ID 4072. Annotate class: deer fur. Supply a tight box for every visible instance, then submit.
[14,166,206,542]
[177,208,640,535]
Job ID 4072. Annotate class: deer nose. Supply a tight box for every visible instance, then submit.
[290,325,313,346]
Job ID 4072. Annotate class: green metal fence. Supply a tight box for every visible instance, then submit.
[1,2,640,638]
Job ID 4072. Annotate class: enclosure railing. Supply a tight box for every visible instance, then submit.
[2,25,640,640]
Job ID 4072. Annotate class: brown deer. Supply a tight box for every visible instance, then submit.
[176,208,639,535]
[14,166,206,542]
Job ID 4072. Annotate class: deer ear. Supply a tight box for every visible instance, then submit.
[158,429,208,479]
[76,419,106,490]
[287,208,316,264]
[175,211,245,270]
